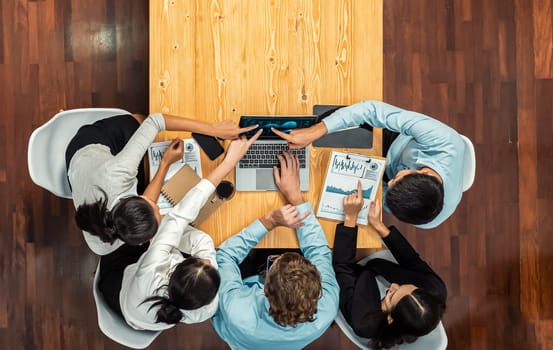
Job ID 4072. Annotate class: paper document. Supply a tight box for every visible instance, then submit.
[316,151,386,225]
[147,139,202,214]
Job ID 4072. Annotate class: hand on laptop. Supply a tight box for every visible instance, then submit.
[274,152,304,205]
[211,120,259,140]
[260,204,310,230]
[223,129,263,166]
[207,129,262,186]
[271,122,328,149]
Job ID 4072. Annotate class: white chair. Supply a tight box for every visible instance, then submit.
[92,262,161,349]
[27,108,130,198]
[460,134,476,192]
[335,250,448,350]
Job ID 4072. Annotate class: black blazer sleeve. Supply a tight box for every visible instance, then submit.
[367,226,447,303]
[333,224,386,338]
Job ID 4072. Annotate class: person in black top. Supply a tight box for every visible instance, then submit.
[332,181,447,349]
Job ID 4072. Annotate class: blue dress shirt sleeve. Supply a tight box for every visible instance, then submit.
[296,202,340,318]
[216,220,269,301]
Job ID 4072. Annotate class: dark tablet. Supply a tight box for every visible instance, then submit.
[312,105,373,148]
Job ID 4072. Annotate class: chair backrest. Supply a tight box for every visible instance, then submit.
[335,250,448,350]
[92,263,160,348]
[27,108,129,198]
[459,134,476,192]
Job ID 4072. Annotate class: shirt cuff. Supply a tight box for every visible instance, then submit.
[249,219,270,235]
[322,118,339,134]
[336,223,358,234]
[196,179,216,193]
[296,201,313,214]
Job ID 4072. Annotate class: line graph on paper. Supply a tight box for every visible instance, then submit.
[325,184,373,199]
[330,154,382,181]
[316,151,386,225]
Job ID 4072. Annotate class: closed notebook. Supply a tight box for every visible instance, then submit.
[161,164,224,226]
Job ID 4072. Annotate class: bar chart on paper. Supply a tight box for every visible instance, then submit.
[317,152,386,225]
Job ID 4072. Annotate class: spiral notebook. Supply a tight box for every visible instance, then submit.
[161,165,225,226]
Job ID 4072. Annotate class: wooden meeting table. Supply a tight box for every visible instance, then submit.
[154,130,384,249]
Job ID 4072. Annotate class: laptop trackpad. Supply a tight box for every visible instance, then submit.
[256,169,277,190]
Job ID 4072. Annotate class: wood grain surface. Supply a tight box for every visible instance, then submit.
[149,0,383,248]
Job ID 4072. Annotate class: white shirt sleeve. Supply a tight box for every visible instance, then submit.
[134,179,216,273]
[178,226,218,268]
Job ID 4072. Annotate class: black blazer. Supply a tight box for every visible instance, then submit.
[332,224,447,338]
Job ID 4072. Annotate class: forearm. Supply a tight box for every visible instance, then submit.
[383,226,432,272]
[205,159,235,188]
[373,222,390,238]
[115,114,165,172]
[306,122,328,141]
[343,214,358,228]
[162,114,213,135]
[332,224,358,264]
[217,220,268,265]
[332,225,359,317]
[142,159,170,201]
[296,203,329,251]
[151,181,214,249]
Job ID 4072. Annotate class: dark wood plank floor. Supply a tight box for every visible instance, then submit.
[1,0,552,349]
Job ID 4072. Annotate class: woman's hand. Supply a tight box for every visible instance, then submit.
[221,129,263,166]
[205,130,262,187]
[368,200,390,238]
[260,204,310,231]
[211,120,259,140]
[343,180,364,227]
[161,138,184,165]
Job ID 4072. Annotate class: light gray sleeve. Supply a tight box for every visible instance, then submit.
[110,113,166,177]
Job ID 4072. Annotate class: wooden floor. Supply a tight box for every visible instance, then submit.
[1,0,552,349]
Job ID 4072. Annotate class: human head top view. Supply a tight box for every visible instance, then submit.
[75,190,161,246]
[73,136,181,247]
[378,283,445,348]
[264,251,322,327]
[142,256,220,324]
[385,168,444,225]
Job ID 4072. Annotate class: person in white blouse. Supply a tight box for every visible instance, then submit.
[97,130,262,331]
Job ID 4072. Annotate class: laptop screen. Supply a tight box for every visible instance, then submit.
[239,116,317,139]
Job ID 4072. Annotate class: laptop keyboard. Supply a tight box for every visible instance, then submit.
[239,143,307,168]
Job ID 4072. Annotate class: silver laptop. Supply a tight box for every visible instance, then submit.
[235,116,317,191]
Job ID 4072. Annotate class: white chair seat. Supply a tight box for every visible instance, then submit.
[92,262,160,348]
[459,134,476,192]
[335,250,448,350]
[27,108,130,198]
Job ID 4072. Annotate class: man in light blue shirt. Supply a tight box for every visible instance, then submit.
[212,152,339,350]
[273,100,465,229]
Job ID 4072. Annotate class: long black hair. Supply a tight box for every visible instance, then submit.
[75,188,158,245]
[373,288,446,349]
[142,257,221,324]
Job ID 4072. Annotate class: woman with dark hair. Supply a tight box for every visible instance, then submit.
[332,181,447,349]
[105,130,262,330]
[66,112,257,255]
